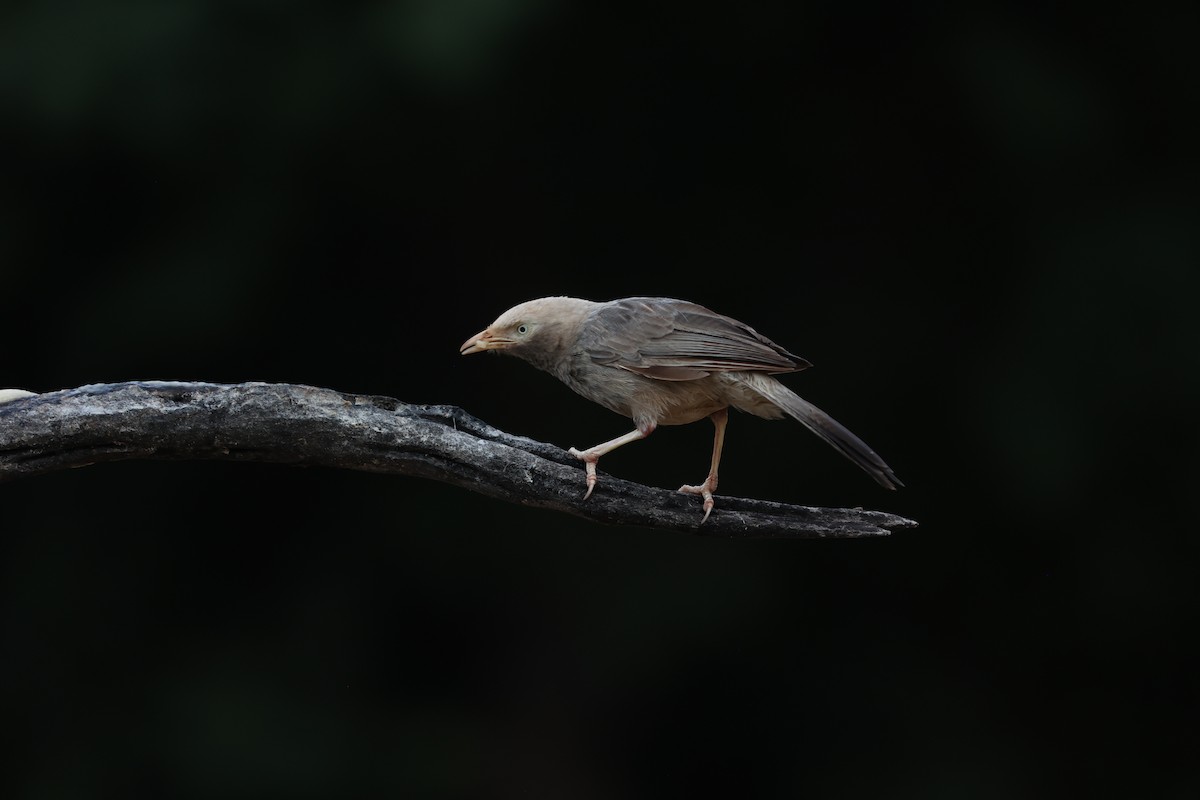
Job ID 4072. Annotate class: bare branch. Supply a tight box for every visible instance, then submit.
[0,382,916,538]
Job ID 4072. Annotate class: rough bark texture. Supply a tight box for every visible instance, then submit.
[0,381,917,538]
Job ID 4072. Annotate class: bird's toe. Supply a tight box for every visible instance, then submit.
[679,479,718,524]
[569,447,600,500]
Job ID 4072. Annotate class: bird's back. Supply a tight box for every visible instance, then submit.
[579,297,809,380]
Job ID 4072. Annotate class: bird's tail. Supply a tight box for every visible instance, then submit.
[743,374,903,490]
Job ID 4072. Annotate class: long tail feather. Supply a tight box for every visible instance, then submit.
[749,376,903,490]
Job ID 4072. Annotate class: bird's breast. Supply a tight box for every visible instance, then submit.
[559,360,635,417]
[561,362,731,426]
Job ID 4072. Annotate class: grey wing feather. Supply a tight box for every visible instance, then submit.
[581,297,809,380]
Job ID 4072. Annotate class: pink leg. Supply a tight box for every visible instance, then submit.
[568,423,655,500]
[678,408,728,524]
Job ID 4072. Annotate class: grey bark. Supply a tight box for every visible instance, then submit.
[0,381,917,538]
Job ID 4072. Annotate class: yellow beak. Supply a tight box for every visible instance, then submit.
[461,329,507,354]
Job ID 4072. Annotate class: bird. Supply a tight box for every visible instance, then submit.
[460,296,901,522]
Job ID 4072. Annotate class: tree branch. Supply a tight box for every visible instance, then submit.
[0,381,916,538]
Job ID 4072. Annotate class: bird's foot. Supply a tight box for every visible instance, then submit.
[567,447,600,500]
[678,475,719,524]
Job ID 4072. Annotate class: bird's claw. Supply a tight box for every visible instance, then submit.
[567,447,599,500]
[679,478,718,524]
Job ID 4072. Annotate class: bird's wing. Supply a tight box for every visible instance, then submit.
[580,297,810,381]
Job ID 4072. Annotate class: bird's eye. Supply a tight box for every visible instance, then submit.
[517,325,529,335]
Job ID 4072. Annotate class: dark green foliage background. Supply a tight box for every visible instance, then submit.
[3,2,1197,797]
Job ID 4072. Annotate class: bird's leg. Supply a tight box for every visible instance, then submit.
[567,423,655,500]
[678,408,728,524]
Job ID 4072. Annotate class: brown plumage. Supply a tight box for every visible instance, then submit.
[461,296,901,522]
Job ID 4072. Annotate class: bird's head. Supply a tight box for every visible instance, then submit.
[460,297,594,369]
[459,302,538,356]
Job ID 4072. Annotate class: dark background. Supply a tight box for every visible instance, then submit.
[3,2,1197,797]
